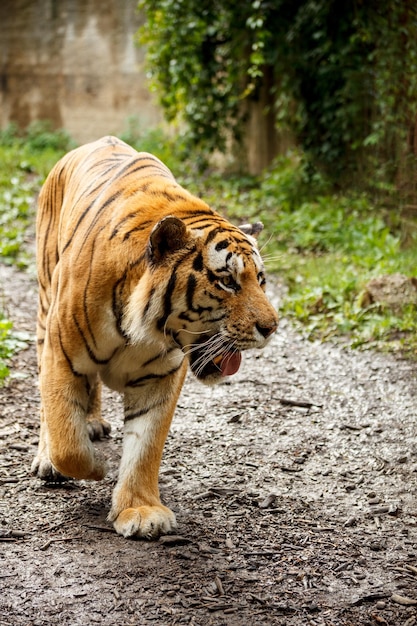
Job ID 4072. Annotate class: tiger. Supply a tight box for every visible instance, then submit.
[31,135,278,539]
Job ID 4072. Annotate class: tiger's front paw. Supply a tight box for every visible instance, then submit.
[31,454,66,482]
[110,505,177,539]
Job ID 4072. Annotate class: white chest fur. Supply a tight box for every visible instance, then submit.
[99,341,185,392]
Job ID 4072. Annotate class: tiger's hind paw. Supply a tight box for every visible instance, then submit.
[109,505,177,540]
[87,417,111,441]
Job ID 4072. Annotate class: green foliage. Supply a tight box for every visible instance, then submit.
[137,1,264,154]
[138,1,417,190]
[185,151,417,354]
[0,123,73,267]
[0,314,13,381]
[0,120,74,153]
[0,124,72,380]
[24,120,74,153]
[0,311,31,383]
[0,169,36,266]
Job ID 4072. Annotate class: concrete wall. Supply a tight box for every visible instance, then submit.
[0,0,162,143]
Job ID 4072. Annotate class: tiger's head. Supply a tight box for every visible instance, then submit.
[125,212,278,385]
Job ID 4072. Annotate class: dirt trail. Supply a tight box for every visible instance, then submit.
[1,263,417,626]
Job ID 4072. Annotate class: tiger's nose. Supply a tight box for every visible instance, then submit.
[256,320,278,339]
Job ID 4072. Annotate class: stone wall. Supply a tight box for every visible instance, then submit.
[0,0,162,143]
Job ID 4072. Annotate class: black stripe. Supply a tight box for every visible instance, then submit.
[205,227,223,245]
[86,159,123,186]
[63,189,124,254]
[90,156,125,172]
[82,176,111,200]
[112,271,128,338]
[109,213,152,240]
[207,269,217,284]
[111,254,147,338]
[118,156,173,180]
[83,238,98,349]
[155,248,200,331]
[79,190,124,249]
[159,190,187,203]
[58,326,83,378]
[206,292,224,304]
[192,252,203,272]
[142,286,156,320]
[186,274,197,310]
[142,346,178,368]
[56,162,66,184]
[40,186,57,283]
[122,219,154,241]
[124,398,165,422]
[129,252,147,271]
[215,239,229,251]
[62,198,97,253]
[182,219,217,230]
[72,315,115,365]
[126,364,182,388]
[181,209,216,222]
[156,270,177,331]
[109,213,136,240]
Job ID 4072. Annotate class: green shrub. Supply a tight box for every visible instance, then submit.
[0,124,73,379]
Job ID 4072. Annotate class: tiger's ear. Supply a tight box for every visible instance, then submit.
[239,221,264,238]
[148,216,188,263]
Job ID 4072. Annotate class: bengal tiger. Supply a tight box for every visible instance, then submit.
[31,136,278,539]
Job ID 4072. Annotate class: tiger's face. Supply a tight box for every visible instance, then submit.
[138,215,278,385]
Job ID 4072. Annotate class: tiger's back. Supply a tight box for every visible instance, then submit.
[37,137,187,369]
[33,136,278,539]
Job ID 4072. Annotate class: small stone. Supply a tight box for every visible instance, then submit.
[258,494,277,509]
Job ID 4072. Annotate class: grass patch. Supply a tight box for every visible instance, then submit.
[0,314,14,381]
[0,122,73,382]
[0,122,74,267]
[0,311,32,383]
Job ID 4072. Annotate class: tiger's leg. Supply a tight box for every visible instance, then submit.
[32,340,107,481]
[31,405,65,481]
[86,376,111,441]
[31,303,66,480]
[32,374,109,479]
[108,363,187,539]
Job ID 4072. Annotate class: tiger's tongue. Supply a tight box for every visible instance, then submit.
[220,352,242,377]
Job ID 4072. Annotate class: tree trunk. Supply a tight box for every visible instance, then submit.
[243,66,293,174]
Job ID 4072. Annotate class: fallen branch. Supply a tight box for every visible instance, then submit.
[39,535,82,551]
[278,397,322,409]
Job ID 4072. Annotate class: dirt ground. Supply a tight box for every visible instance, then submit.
[1,261,417,626]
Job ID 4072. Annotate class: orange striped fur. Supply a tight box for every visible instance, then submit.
[31,136,278,538]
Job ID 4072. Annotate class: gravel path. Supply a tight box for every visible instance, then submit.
[1,263,417,626]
